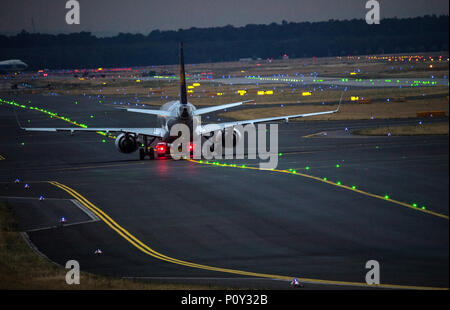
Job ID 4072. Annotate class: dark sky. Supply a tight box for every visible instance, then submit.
[1,0,448,36]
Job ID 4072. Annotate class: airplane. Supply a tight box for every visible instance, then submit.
[0,59,28,72]
[21,42,341,160]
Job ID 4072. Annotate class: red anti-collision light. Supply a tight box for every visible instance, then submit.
[157,144,166,153]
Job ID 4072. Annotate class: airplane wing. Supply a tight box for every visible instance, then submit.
[198,91,344,135]
[22,127,167,137]
[198,107,339,135]
[193,100,254,116]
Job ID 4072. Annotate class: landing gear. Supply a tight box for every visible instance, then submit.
[139,147,156,160]
[148,148,155,160]
[139,136,157,160]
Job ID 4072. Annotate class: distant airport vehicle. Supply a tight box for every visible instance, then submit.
[21,43,340,160]
[0,59,28,72]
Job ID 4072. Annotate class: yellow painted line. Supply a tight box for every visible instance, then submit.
[48,180,447,290]
[187,160,449,220]
[302,131,325,138]
[0,154,5,160]
[7,97,448,219]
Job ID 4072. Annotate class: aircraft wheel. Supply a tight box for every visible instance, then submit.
[139,148,146,160]
[148,148,155,160]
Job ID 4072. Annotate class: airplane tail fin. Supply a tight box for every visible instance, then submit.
[179,42,187,105]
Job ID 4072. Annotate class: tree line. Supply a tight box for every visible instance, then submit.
[0,15,448,69]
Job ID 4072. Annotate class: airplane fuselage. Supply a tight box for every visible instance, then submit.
[0,59,28,72]
[157,100,197,142]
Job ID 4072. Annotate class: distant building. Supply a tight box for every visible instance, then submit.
[239,58,253,62]
[282,54,289,60]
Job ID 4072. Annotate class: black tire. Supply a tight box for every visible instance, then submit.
[148,148,155,160]
[139,148,146,160]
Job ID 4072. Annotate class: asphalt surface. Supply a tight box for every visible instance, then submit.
[0,92,448,289]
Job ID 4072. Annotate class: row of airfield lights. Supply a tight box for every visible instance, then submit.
[0,97,115,144]
[6,54,447,82]
[26,74,429,114]
[33,64,447,108]
[16,54,446,78]
[13,61,445,117]
[246,73,447,87]
[197,157,428,211]
[2,97,430,212]
[8,74,437,120]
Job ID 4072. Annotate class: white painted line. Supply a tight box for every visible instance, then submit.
[70,199,100,221]
[10,198,101,232]
[25,219,100,232]
[0,195,71,201]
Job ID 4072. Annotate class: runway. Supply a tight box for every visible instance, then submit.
[0,93,448,289]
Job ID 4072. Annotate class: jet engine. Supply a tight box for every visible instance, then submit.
[115,133,138,153]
